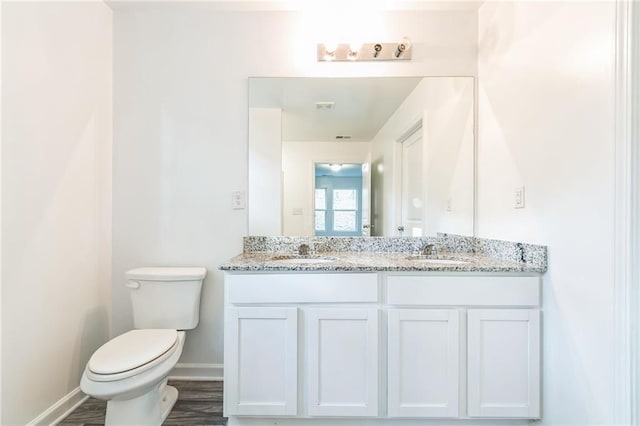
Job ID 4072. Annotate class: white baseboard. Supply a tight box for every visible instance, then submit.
[28,386,88,426]
[169,363,223,381]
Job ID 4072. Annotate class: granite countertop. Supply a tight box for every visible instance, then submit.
[221,251,545,273]
[220,235,547,273]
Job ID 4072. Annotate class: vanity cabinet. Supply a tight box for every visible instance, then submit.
[224,271,542,424]
[223,272,379,419]
[386,275,541,420]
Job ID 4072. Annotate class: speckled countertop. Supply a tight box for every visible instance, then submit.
[220,234,547,273]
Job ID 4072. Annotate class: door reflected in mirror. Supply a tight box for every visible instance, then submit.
[248,77,475,237]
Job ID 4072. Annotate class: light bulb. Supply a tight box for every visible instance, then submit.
[349,41,361,53]
[324,42,337,54]
[323,42,337,61]
[347,41,361,61]
[395,37,411,58]
[373,43,382,58]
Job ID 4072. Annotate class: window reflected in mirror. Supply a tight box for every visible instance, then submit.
[314,163,363,237]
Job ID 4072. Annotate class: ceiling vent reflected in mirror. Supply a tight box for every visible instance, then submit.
[315,101,335,110]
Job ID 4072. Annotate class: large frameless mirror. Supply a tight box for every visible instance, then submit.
[248,76,475,237]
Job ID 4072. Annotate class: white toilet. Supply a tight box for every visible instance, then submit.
[81,267,206,425]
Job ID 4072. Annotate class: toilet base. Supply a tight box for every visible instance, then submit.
[160,384,179,420]
[105,380,178,426]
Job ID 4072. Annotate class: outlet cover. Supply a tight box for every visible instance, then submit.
[514,186,525,209]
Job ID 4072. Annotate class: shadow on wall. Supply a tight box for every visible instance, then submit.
[478,2,515,60]
[69,307,110,389]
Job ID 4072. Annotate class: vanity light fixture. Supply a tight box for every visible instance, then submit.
[329,164,343,172]
[317,39,412,62]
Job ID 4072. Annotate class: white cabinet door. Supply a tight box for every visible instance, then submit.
[468,309,540,418]
[225,307,297,416]
[307,308,379,417]
[388,309,459,417]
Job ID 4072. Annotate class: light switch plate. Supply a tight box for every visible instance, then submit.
[232,190,245,209]
[514,186,525,209]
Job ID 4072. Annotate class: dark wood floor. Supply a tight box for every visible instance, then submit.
[59,380,227,426]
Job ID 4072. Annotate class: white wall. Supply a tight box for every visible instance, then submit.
[248,107,282,236]
[0,1,4,421]
[282,141,371,236]
[477,2,615,424]
[112,6,478,367]
[371,77,474,237]
[1,2,112,424]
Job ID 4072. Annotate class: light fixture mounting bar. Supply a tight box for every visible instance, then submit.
[317,42,412,62]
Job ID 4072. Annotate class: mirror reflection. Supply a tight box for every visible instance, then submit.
[248,77,475,237]
[314,163,366,237]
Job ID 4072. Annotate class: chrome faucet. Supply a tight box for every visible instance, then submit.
[421,243,438,257]
[298,243,310,256]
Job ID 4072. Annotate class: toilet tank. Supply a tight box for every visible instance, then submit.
[126,267,206,330]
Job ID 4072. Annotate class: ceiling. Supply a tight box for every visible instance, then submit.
[249,77,423,142]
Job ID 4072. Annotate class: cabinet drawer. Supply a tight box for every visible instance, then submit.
[387,275,540,306]
[227,273,378,304]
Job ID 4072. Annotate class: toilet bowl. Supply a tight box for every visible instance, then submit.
[80,267,206,426]
[81,330,186,425]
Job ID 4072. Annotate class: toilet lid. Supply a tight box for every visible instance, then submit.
[88,329,178,375]
[126,267,206,281]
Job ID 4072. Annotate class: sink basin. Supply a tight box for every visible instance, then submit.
[270,255,337,264]
[407,256,469,265]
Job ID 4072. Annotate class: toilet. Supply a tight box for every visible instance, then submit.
[81,267,206,425]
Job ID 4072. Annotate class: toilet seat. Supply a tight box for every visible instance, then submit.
[87,329,178,382]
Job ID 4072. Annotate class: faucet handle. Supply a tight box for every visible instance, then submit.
[298,243,311,256]
[421,243,438,257]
